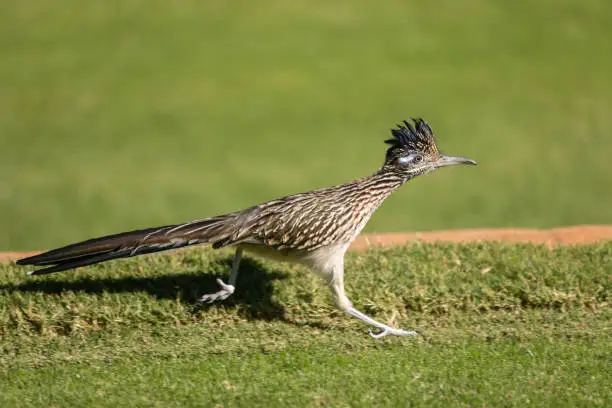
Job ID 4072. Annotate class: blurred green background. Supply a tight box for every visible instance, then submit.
[1,0,610,250]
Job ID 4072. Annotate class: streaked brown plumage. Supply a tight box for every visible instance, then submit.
[17,118,476,338]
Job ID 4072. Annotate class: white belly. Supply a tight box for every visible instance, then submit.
[238,242,349,278]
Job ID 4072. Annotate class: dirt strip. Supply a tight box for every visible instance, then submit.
[2,225,611,263]
[349,225,612,251]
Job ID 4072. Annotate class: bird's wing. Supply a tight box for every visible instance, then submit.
[221,193,357,252]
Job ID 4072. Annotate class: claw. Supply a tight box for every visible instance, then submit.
[369,328,420,339]
[369,329,388,339]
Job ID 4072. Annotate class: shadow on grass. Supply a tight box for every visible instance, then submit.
[6,256,291,322]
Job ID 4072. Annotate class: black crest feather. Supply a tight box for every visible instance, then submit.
[385,118,438,156]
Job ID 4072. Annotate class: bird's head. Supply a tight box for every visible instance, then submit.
[383,118,476,179]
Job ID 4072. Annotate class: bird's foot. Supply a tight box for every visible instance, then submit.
[345,307,420,339]
[368,327,420,339]
[199,278,235,303]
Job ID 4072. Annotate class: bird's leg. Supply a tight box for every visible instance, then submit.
[199,247,242,303]
[327,257,418,339]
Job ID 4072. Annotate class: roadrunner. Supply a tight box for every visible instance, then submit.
[17,118,476,338]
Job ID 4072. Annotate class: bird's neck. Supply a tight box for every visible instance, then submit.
[346,167,407,212]
[364,166,407,191]
[325,168,406,243]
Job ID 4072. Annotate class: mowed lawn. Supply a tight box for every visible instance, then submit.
[1,1,611,407]
[1,1,612,250]
[1,243,611,406]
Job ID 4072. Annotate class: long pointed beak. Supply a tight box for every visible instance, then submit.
[436,154,477,168]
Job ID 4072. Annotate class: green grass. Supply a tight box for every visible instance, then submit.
[1,243,611,406]
[2,2,611,405]
[2,0,612,250]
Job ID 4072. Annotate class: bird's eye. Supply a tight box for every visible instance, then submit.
[397,154,421,165]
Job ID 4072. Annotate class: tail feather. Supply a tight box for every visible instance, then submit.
[26,251,134,275]
[17,215,236,275]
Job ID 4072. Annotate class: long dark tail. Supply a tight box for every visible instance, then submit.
[16,215,237,275]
